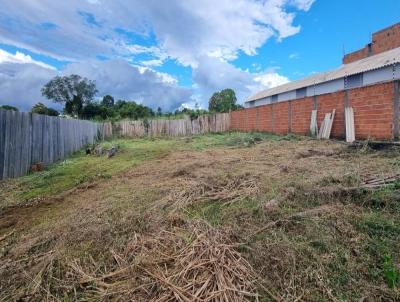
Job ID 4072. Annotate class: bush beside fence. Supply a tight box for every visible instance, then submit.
[0,109,109,180]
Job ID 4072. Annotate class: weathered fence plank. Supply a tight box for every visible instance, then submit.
[114,113,230,138]
[0,111,230,180]
[0,109,110,180]
[0,110,5,178]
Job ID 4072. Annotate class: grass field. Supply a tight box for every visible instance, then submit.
[0,132,399,301]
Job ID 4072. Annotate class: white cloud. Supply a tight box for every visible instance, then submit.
[124,44,169,67]
[137,66,178,85]
[0,0,315,66]
[289,0,316,11]
[63,60,192,111]
[0,57,189,112]
[0,63,57,111]
[0,0,315,110]
[289,52,300,59]
[140,59,164,67]
[192,56,290,106]
[253,71,289,89]
[0,49,56,70]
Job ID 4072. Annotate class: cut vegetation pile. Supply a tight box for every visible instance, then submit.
[165,173,260,209]
[1,132,400,301]
[12,220,258,301]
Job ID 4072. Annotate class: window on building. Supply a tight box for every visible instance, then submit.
[296,87,307,98]
[271,94,278,103]
[346,73,363,89]
[248,101,255,107]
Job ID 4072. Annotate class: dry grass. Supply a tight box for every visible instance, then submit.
[1,133,400,301]
[67,221,258,302]
[164,173,260,210]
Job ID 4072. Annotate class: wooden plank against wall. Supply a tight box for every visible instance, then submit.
[345,107,355,143]
[310,110,318,136]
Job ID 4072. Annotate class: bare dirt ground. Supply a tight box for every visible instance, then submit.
[1,134,400,301]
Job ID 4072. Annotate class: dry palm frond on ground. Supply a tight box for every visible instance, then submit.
[165,174,260,209]
[68,221,258,302]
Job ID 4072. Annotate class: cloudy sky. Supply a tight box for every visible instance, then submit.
[0,0,399,112]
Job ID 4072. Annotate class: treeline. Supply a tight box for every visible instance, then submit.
[1,74,243,121]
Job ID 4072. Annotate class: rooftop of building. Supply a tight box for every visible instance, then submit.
[247,46,400,103]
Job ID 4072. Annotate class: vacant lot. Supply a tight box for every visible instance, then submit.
[1,132,399,301]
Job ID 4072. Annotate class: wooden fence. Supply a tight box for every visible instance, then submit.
[0,112,230,180]
[115,113,231,137]
[0,109,109,180]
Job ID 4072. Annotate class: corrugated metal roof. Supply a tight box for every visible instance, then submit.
[247,47,400,102]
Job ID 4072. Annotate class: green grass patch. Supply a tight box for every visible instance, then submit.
[0,132,291,209]
[189,131,285,150]
[357,212,400,239]
[355,212,400,288]
[0,138,182,208]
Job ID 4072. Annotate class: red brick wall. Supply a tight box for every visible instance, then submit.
[258,105,273,132]
[291,97,314,134]
[343,48,368,64]
[246,107,258,131]
[349,82,394,139]
[230,110,240,130]
[317,91,345,138]
[274,102,290,134]
[372,23,400,55]
[236,110,246,132]
[230,81,396,140]
[343,23,400,64]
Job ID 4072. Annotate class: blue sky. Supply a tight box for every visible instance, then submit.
[0,0,399,112]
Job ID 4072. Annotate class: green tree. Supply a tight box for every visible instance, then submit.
[0,105,19,111]
[31,102,59,116]
[41,74,97,117]
[101,95,114,108]
[81,102,103,119]
[116,100,155,120]
[157,106,162,116]
[208,88,239,113]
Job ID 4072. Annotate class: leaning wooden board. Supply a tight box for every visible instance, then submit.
[309,110,318,136]
[325,109,335,139]
[318,113,330,139]
[345,107,355,143]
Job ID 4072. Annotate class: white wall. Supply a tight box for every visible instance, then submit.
[364,66,395,85]
[395,63,400,80]
[246,96,271,107]
[248,65,399,107]
[313,78,344,95]
[278,91,296,102]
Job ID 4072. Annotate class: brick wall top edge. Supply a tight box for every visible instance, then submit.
[242,79,397,112]
[372,23,400,37]
[343,23,400,64]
